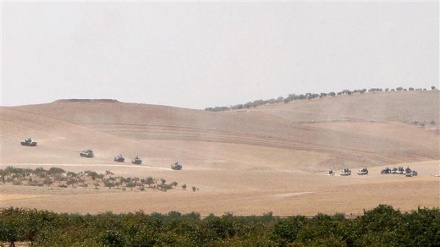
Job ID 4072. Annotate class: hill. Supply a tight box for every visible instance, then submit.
[0,90,439,216]
[4,90,439,167]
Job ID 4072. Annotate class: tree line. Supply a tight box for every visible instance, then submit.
[205,86,438,112]
[0,205,439,246]
[0,166,199,192]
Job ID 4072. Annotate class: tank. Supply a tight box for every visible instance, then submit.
[132,156,142,165]
[171,161,182,170]
[396,166,405,174]
[340,168,351,176]
[326,170,334,176]
[405,167,417,177]
[114,154,125,162]
[21,137,37,146]
[80,149,94,158]
[381,167,391,174]
[357,168,368,175]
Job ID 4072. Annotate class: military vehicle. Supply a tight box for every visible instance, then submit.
[340,168,351,176]
[21,137,37,146]
[132,156,142,165]
[405,167,418,177]
[171,161,182,170]
[381,167,392,174]
[357,168,368,175]
[114,154,125,162]
[80,149,94,158]
[326,170,335,176]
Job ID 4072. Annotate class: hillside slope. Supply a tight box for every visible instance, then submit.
[3,91,439,166]
[1,91,439,216]
[1,90,439,168]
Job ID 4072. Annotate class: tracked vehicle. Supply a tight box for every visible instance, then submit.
[357,168,368,175]
[80,149,94,158]
[171,161,182,170]
[21,137,37,146]
[114,154,125,162]
[132,156,142,165]
[340,168,351,176]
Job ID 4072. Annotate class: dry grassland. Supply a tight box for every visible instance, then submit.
[1,91,439,216]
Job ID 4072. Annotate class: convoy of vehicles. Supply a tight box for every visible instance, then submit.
[23,138,421,175]
[20,137,185,170]
[325,166,418,177]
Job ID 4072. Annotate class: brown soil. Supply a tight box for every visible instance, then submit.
[1,91,439,216]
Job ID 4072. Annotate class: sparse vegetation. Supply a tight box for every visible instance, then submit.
[0,166,197,194]
[204,86,435,111]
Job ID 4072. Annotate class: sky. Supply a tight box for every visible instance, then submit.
[1,1,438,109]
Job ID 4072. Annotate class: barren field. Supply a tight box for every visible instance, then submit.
[1,91,439,216]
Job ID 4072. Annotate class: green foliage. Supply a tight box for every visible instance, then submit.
[270,216,306,244]
[0,205,439,246]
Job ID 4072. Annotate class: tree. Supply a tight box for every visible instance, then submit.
[48,167,65,176]
[432,86,437,90]
[101,230,125,247]
[0,208,27,247]
[145,176,155,188]
[0,169,6,184]
[104,180,114,190]
[271,216,306,244]
[34,167,47,179]
[126,181,137,191]
[43,177,53,187]
[66,177,77,188]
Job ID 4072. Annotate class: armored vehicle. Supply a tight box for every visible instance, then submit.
[405,167,418,177]
[114,154,125,162]
[21,137,37,146]
[132,156,142,165]
[340,168,351,176]
[80,149,94,158]
[357,168,368,175]
[171,161,182,170]
[381,167,391,174]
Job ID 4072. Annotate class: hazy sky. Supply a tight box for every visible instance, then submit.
[1,1,438,109]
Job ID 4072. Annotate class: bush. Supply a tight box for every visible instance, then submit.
[0,205,439,246]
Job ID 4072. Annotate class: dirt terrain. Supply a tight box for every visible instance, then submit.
[1,90,439,216]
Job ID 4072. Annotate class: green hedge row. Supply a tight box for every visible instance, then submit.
[1,204,439,246]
